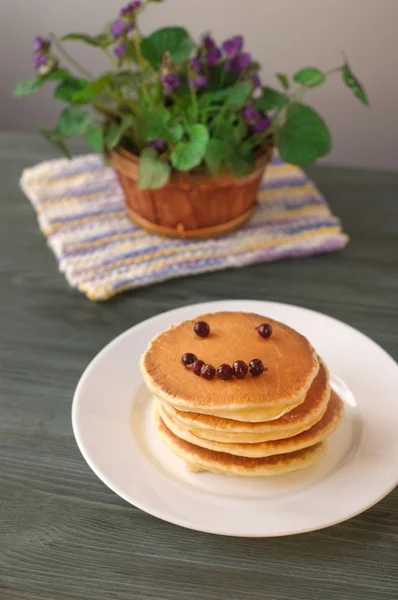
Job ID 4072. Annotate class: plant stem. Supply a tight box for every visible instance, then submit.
[270,64,344,129]
[190,84,198,121]
[220,66,226,89]
[132,27,152,105]
[52,36,94,80]
[212,104,228,132]
[103,48,119,69]
[92,101,120,119]
[245,128,275,150]
[325,65,344,77]
[288,65,343,102]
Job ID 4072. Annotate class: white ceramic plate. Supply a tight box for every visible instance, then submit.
[72,300,398,537]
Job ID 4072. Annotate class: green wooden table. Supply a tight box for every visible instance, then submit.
[1,132,397,600]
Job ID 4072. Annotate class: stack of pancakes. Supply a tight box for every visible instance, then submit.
[141,312,344,476]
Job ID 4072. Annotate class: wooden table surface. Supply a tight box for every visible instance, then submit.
[1,132,397,600]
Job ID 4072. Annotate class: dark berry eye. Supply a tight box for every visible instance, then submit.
[191,359,204,376]
[216,363,233,380]
[181,352,197,367]
[257,323,273,339]
[233,360,248,379]
[201,364,216,380]
[194,321,210,338]
[249,358,265,376]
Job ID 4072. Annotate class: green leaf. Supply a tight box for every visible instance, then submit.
[70,75,112,103]
[342,63,368,105]
[180,104,196,124]
[38,125,71,158]
[56,106,92,136]
[138,147,171,189]
[205,138,228,174]
[276,102,331,165]
[71,86,97,104]
[105,124,123,149]
[276,73,289,90]
[187,123,210,146]
[109,68,157,92]
[203,82,251,109]
[223,81,252,108]
[85,123,104,151]
[13,76,43,97]
[141,27,195,65]
[105,115,134,149]
[231,117,246,143]
[165,122,184,144]
[212,115,247,144]
[46,69,71,81]
[255,87,287,111]
[54,78,87,102]
[91,74,113,93]
[171,124,209,171]
[293,67,325,88]
[61,32,113,48]
[225,145,255,177]
[137,107,171,141]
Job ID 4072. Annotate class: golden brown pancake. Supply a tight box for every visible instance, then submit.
[141,311,319,422]
[155,408,327,476]
[157,389,343,458]
[161,358,330,443]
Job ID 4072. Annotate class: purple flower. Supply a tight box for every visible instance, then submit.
[234,52,252,71]
[250,72,261,90]
[225,52,252,73]
[113,43,127,57]
[189,58,201,72]
[149,139,166,152]
[32,52,47,70]
[120,1,141,17]
[204,35,216,50]
[110,20,128,38]
[253,118,271,133]
[222,35,243,58]
[192,75,207,89]
[161,73,181,93]
[242,105,260,122]
[207,47,221,67]
[33,36,50,53]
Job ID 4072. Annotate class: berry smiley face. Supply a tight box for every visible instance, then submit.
[182,316,270,381]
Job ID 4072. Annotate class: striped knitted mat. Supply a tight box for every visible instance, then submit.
[20,153,348,301]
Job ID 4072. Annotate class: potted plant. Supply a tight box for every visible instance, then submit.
[14,0,368,239]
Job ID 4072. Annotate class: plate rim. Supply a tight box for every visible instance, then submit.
[72,299,398,537]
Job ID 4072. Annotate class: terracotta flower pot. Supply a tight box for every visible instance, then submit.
[110,146,273,239]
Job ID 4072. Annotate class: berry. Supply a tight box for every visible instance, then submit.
[257,323,273,339]
[194,321,210,338]
[181,352,197,367]
[249,358,265,376]
[216,363,233,380]
[201,364,216,380]
[233,360,248,379]
[191,359,204,376]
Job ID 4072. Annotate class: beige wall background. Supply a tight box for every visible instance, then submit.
[1,0,397,170]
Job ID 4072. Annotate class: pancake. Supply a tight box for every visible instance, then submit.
[155,408,327,476]
[161,358,330,443]
[157,389,343,458]
[141,311,319,422]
